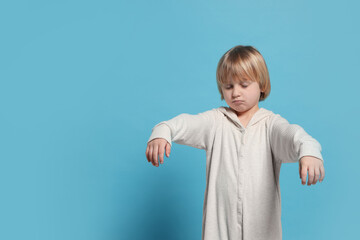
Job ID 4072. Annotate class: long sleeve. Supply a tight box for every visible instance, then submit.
[269,113,323,163]
[147,108,217,150]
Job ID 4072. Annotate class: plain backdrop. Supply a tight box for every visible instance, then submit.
[1,0,359,239]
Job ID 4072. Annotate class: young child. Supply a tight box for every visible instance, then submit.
[145,45,325,240]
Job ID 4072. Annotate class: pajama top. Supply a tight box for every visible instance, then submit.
[147,106,323,240]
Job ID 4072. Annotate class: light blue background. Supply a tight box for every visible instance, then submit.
[1,0,359,239]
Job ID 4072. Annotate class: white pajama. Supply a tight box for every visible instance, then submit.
[148,107,323,240]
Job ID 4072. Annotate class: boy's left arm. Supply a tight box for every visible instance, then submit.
[269,114,325,186]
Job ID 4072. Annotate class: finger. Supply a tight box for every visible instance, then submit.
[148,146,154,166]
[146,145,150,162]
[307,167,314,186]
[158,145,165,164]
[152,145,159,167]
[313,167,320,185]
[320,165,325,182]
[299,161,302,179]
[165,143,171,157]
[301,165,308,185]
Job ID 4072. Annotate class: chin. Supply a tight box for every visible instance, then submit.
[230,105,246,112]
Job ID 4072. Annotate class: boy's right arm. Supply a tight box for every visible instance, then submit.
[145,109,217,167]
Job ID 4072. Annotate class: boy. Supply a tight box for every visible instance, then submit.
[145,45,325,240]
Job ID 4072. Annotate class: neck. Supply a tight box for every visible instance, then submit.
[236,104,259,118]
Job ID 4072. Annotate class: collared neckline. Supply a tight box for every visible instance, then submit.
[218,106,273,130]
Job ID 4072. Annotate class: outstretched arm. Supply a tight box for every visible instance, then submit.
[269,114,325,185]
[146,109,217,167]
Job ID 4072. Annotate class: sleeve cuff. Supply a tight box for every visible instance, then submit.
[147,123,172,146]
[298,144,324,163]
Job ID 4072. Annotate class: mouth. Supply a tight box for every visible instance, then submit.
[232,100,245,103]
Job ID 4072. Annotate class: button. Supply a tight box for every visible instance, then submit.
[238,193,242,201]
[237,213,243,224]
[237,205,242,214]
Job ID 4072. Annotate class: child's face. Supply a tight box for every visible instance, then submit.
[221,76,262,115]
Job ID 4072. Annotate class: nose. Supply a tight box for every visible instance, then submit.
[232,84,242,98]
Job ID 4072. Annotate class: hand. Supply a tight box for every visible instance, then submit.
[299,156,325,186]
[145,138,171,167]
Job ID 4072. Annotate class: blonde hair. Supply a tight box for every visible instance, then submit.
[216,45,271,101]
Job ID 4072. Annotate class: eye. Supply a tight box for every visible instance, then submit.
[241,81,251,88]
[224,85,233,89]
